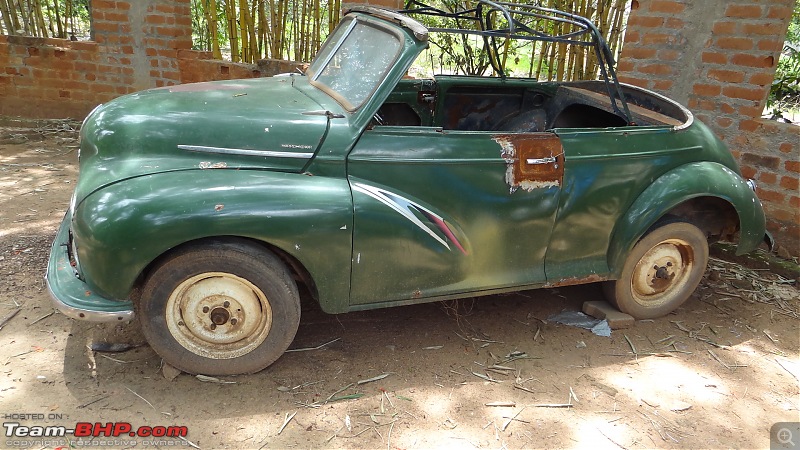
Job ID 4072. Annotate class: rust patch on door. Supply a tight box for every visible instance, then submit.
[493,133,564,192]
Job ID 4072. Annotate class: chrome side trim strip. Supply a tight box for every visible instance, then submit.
[178,145,314,159]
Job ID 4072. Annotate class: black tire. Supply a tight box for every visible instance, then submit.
[138,239,300,375]
[603,221,709,319]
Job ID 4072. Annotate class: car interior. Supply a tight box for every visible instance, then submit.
[373,78,687,131]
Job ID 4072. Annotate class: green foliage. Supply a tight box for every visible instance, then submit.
[765,4,800,123]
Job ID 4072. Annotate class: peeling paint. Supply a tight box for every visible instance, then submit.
[214,204,224,211]
[199,161,228,169]
[519,180,560,190]
[492,134,564,192]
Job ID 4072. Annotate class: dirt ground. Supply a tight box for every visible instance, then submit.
[0,120,798,450]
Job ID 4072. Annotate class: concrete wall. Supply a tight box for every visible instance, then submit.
[618,0,799,256]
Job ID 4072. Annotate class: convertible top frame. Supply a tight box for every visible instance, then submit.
[397,0,632,124]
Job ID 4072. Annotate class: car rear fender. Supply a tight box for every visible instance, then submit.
[607,161,766,277]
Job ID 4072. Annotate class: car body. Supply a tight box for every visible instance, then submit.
[47,3,768,375]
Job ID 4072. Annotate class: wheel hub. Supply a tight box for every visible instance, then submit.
[210,307,230,326]
[631,240,693,302]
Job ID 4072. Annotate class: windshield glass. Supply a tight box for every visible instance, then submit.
[308,16,403,110]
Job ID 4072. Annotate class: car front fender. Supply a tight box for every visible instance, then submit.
[607,161,766,276]
[72,169,353,312]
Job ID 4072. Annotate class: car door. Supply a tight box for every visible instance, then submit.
[346,127,564,305]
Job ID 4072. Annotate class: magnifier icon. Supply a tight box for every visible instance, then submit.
[778,428,795,447]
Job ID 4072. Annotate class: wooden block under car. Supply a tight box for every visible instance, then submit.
[582,301,635,329]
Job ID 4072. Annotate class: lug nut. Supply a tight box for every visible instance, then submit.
[231,318,238,325]
[202,306,209,313]
[223,301,231,308]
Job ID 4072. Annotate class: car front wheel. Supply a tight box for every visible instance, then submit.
[604,221,709,319]
[138,239,300,375]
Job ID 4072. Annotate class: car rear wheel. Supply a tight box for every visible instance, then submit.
[138,239,300,375]
[604,221,709,319]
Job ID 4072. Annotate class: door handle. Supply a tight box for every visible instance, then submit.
[526,156,557,165]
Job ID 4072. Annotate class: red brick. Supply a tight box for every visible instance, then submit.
[114,1,131,10]
[104,12,129,22]
[625,31,641,43]
[617,60,635,72]
[768,208,795,223]
[758,39,785,52]
[739,119,762,132]
[693,83,721,96]
[758,189,785,203]
[712,21,737,35]
[720,103,735,114]
[702,52,727,64]
[790,196,800,209]
[780,142,794,154]
[725,4,763,19]
[723,86,766,102]
[626,47,657,59]
[708,69,745,83]
[741,165,757,179]
[650,0,685,14]
[739,106,764,118]
[785,160,800,173]
[628,15,664,28]
[642,33,674,46]
[146,14,166,24]
[767,5,792,19]
[758,172,777,185]
[653,80,673,91]
[780,176,799,191]
[742,152,781,170]
[716,37,754,50]
[91,0,116,10]
[658,49,680,61]
[155,4,177,13]
[689,98,717,111]
[742,22,786,36]
[664,17,684,28]
[716,117,734,128]
[618,75,647,88]
[640,63,672,75]
[749,72,775,86]
[732,53,775,68]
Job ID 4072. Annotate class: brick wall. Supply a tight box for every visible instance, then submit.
[0,0,270,119]
[618,0,800,256]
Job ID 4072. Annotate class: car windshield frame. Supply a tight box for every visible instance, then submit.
[307,15,407,112]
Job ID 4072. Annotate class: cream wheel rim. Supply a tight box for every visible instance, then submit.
[165,272,273,359]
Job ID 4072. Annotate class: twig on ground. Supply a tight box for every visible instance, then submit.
[125,386,156,410]
[285,337,340,352]
[277,411,297,435]
[0,309,20,331]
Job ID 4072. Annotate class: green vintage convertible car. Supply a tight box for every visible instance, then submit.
[47,2,768,375]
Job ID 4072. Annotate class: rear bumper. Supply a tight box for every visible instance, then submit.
[46,211,134,322]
